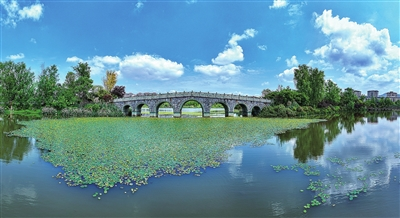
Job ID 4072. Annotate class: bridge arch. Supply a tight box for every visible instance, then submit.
[250,105,262,117]
[123,104,132,116]
[178,99,205,118]
[134,102,150,117]
[155,101,173,117]
[210,101,229,117]
[234,103,249,117]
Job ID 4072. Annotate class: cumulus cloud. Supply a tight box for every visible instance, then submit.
[367,68,400,83]
[30,38,36,44]
[276,57,281,62]
[66,54,183,79]
[269,0,288,9]
[285,55,299,67]
[119,54,184,81]
[195,29,257,81]
[66,56,83,63]
[194,64,241,76]
[277,66,297,83]
[7,53,24,60]
[212,29,257,65]
[313,10,400,77]
[0,0,44,27]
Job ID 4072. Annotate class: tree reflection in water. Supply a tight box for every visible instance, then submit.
[0,116,34,163]
[277,113,370,163]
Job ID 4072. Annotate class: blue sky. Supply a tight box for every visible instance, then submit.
[1,0,399,96]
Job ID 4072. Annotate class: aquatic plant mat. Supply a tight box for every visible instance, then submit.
[9,117,319,196]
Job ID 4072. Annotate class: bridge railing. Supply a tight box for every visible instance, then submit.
[114,91,270,103]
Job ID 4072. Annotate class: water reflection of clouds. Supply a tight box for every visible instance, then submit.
[317,117,400,202]
[2,182,38,206]
[226,148,254,183]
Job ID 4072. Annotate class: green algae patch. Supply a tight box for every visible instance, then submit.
[9,117,320,193]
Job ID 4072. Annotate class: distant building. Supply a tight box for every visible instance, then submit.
[353,90,361,98]
[367,90,379,98]
[383,91,399,102]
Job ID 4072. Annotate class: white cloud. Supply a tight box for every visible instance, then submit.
[269,0,288,9]
[7,53,24,60]
[212,29,257,65]
[18,3,43,20]
[261,81,269,86]
[258,44,267,51]
[277,66,297,83]
[276,57,281,62]
[0,0,44,27]
[186,0,197,4]
[66,54,183,79]
[119,54,184,80]
[30,38,36,44]
[194,64,241,76]
[135,0,144,12]
[367,68,400,83]
[304,49,312,54]
[313,9,400,77]
[288,4,303,16]
[285,55,298,67]
[66,56,83,63]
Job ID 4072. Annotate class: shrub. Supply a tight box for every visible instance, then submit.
[42,107,57,118]
[0,106,4,114]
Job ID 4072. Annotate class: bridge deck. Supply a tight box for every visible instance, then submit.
[114,91,270,103]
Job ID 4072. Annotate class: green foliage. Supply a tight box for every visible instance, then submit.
[0,61,35,110]
[324,80,341,105]
[0,106,4,114]
[10,117,319,194]
[183,100,201,108]
[294,64,325,107]
[73,62,93,106]
[340,88,358,110]
[35,65,60,108]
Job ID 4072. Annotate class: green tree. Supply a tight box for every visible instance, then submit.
[52,72,78,110]
[340,88,358,110]
[35,65,59,108]
[324,79,341,105]
[0,61,35,110]
[294,64,325,107]
[73,62,93,106]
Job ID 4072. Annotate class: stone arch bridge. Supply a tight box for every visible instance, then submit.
[113,91,271,118]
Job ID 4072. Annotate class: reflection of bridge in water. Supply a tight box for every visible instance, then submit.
[113,91,271,118]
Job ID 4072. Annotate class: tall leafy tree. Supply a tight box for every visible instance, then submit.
[294,64,325,107]
[340,88,358,110]
[73,62,93,106]
[102,70,118,92]
[0,61,35,110]
[35,65,59,108]
[324,79,341,105]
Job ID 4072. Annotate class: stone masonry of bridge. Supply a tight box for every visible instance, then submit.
[113,91,271,118]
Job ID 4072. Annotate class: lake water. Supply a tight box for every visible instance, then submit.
[1,113,399,217]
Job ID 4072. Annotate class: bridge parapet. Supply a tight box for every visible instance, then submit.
[114,91,270,103]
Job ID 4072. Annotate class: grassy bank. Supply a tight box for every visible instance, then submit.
[9,117,321,195]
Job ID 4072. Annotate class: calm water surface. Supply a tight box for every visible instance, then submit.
[1,113,399,217]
